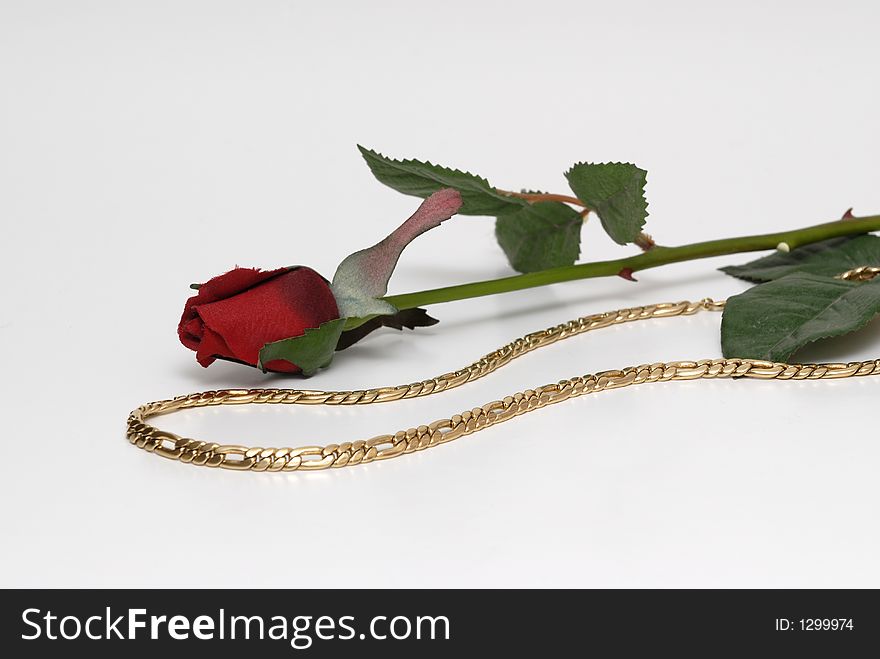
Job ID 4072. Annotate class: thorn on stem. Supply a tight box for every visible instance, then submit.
[841,207,855,220]
[618,267,637,281]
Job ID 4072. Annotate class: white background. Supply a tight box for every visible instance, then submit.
[2,0,879,587]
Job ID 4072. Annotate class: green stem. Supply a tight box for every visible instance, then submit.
[381,214,880,311]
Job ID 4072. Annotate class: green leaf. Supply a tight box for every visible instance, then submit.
[565,162,648,244]
[495,201,583,272]
[720,272,880,361]
[720,235,880,283]
[336,308,440,351]
[257,318,347,376]
[358,146,526,216]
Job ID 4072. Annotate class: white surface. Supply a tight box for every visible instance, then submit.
[2,0,880,588]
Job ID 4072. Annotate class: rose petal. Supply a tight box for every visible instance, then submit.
[196,267,289,304]
[194,326,233,367]
[195,267,339,367]
[178,267,289,345]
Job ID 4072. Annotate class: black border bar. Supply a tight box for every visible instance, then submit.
[1,589,877,656]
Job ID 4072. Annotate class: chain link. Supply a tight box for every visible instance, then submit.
[127,267,880,472]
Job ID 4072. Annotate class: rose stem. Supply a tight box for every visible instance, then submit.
[496,189,588,208]
[372,214,880,315]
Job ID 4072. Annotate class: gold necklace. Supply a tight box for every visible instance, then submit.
[127,266,880,472]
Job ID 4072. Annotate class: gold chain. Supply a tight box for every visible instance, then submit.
[127,267,880,472]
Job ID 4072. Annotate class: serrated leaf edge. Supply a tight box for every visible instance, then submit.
[358,145,494,189]
[563,161,645,177]
[357,145,527,211]
[564,162,649,244]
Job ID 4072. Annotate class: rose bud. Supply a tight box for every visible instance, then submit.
[178,266,339,373]
[178,188,463,375]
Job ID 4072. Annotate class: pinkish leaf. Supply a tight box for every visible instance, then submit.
[331,189,462,317]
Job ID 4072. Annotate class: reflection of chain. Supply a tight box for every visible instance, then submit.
[835,265,880,281]
[127,267,880,473]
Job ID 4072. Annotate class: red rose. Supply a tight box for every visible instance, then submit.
[178,266,339,373]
